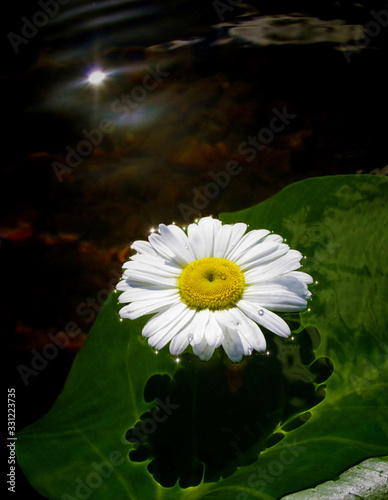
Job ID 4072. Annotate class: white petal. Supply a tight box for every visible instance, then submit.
[142,302,187,338]
[265,233,283,243]
[123,270,177,288]
[130,240,157,255]
[243,284,308,311]
[230,329,252,356]
[193,339,215,361]
[119,287,179,304]
[169,325,192,355]
[129,253,181,274]
[116,280,129,292]
[158,224,195,264]
[222,329,243,362]
[226,228,270,261]
[244,249,303,284]
[197,217,222,256]
[188,309,210,345]
[235,242,288,270]
[187,223,207,260]
[213,224,233,258]
[288,271,314,284]
[119,294,181,320]
[148,233,184,266]
[223,222,247,259]
[147,306,197,350]
[255,274,311,297]
[229,308,267,351]
[123,260,179,284]
[205,312,224,347]
[237,300,291,338]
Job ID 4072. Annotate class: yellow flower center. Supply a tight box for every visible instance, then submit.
[178,257,245,310]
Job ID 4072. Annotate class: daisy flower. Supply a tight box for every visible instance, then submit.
[117,217,312,362]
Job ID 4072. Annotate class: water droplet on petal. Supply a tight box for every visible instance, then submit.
[187,333,194,342]
[185,245,189,250]
[258,309,264,316]
[247,347,253,355]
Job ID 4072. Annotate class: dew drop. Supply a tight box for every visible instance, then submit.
[185,245,189,250]
[187,333,194,343]
[314,280,319,285]
[307,308,311,312]
[258,309,264,316]
[119,318,123,322]
[247,347,253,355]
[154,350,159,355]
[175,357,180,363]
[266,351,270,356]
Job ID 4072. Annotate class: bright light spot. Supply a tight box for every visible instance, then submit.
[154,350,159,355]
[150,228,156,233]
[266,351,270,356]
[88,70,106,85]
[175,357,180,363]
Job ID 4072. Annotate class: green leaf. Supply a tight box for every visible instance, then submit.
[17,175,388,500]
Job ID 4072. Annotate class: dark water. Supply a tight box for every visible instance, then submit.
[3,1,388,497]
